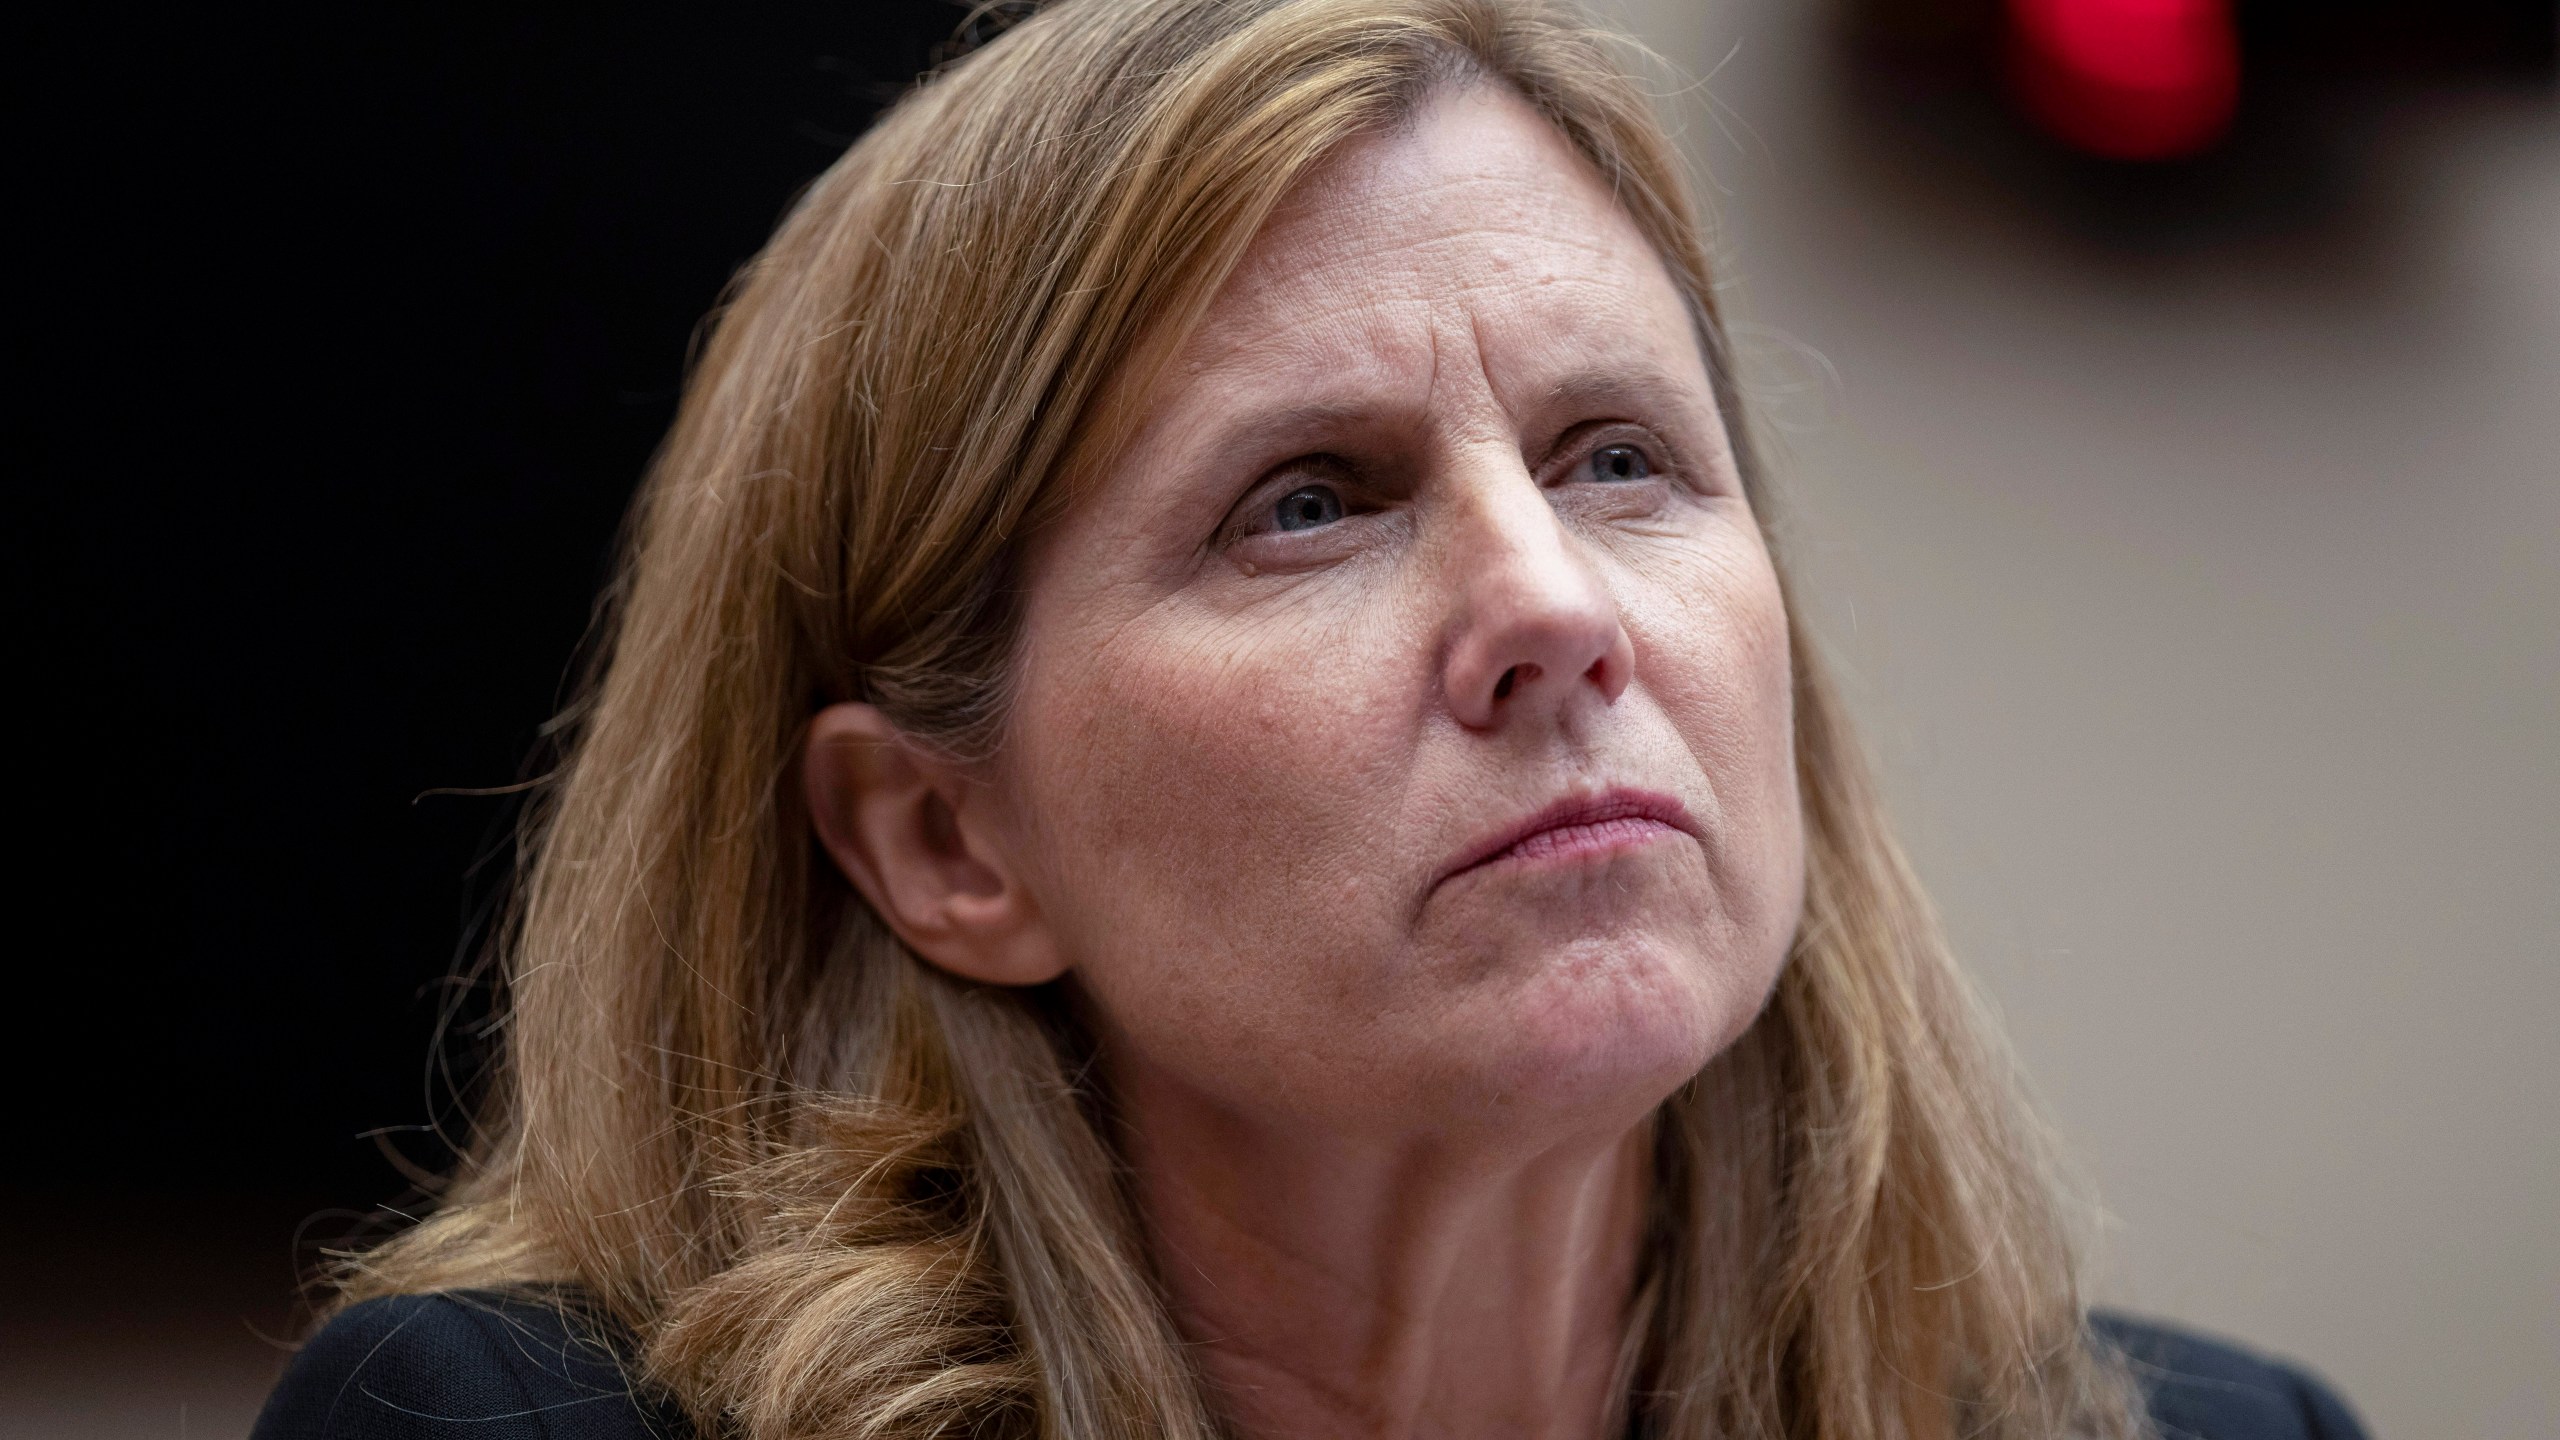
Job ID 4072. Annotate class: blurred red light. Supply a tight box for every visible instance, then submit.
[2007,0,2241,160]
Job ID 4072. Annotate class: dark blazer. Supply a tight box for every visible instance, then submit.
[250,1290,2372,1440]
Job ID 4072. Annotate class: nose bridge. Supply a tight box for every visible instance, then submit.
[1436,443,1632,730]
[1460,454,1589,606]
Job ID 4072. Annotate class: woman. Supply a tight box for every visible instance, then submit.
[254,1,2369,1437]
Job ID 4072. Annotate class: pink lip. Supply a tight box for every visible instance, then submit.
[1434,786,1697,889]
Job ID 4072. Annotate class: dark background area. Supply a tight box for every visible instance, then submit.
[15,0,973,1328]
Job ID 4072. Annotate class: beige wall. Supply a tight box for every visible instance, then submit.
[1605,3,2560,1436]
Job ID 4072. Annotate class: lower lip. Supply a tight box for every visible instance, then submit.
[1472,815,1684,875]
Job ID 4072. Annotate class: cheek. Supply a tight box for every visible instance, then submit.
[1627,527,1804,956]
[1006,588,1423,1030]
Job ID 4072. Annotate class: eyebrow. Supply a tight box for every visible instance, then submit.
[1198,399,1384,466]
[1525,367,1713,428]
[1191,368,1709,459]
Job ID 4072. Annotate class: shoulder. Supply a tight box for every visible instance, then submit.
[251,1290,694,1440]
[2093,1311,2373,1440]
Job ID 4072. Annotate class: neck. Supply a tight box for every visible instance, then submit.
[1116,1074,1653,1440]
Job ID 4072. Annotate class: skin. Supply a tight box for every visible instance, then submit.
[806,85,1805,1440]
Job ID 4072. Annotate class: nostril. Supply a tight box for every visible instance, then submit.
[1493,663,1538,702]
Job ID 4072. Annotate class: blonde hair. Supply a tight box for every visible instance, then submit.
[336,2,2144,1437]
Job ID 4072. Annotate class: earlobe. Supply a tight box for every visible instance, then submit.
[802,703,1069,987]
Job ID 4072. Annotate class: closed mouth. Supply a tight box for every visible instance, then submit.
[1435,787,1697,889]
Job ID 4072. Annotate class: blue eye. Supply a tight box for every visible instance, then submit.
[1272,484,1345,531]
[1589,443,1652,483]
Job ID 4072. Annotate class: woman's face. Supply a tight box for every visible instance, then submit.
[994,85,1803,1143]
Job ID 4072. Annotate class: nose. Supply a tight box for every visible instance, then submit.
[1438,469,1634,732]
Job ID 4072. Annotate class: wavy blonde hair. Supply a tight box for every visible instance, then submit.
[336,2,2144,1437]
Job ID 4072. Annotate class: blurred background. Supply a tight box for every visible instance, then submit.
[12,1,2553,1436]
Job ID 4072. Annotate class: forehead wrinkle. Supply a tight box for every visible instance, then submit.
[1167,276,1431,434]
[1195,241,1660,398]
[1116,86,1707,495]
[1195,151,1661,415]
[1161,262,1696,476]
[1193,281,1416,380]
[1237,215,1632,315]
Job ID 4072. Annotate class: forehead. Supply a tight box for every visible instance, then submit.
[1168,83,1698,397]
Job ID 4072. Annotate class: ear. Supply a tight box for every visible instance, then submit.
[802,702,1069,987]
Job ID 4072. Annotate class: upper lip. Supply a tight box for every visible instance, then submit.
[1433,785,1698,889]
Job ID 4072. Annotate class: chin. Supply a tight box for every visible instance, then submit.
[1456,930,1765,1137]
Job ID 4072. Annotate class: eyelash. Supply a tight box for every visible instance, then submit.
[1218,458,1359,547]
[1562,431,1669,486]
